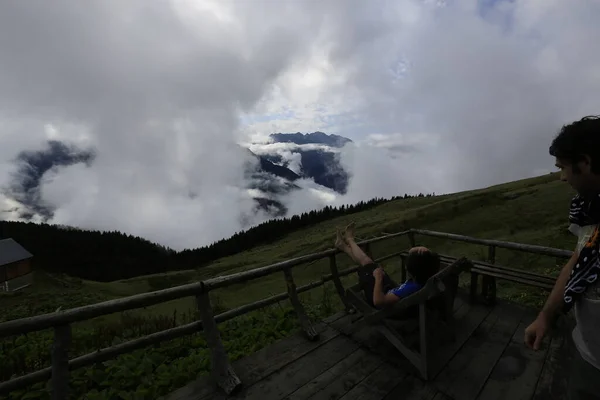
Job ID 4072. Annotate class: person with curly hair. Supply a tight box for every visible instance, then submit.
[524,116,600,399]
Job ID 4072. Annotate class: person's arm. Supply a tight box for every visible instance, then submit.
[539,250,579,322]
[525,248,578,350]
[372,269,401,307]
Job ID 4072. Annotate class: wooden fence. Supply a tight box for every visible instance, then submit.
[0,229,572,399]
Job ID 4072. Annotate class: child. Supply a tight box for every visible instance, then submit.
[335,223,440,308]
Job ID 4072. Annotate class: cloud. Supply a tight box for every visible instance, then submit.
[335,0,600,190]
[239,0,600,220]
[248,142,341,155]
[4,141,96,220]
[1,0,599,250]
[0,0,332,250]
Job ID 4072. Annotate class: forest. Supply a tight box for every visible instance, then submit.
[0,193,436,281]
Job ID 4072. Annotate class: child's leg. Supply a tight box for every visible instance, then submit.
[335,225,397,307]
[342,224,398,287]
[334,226,372,267]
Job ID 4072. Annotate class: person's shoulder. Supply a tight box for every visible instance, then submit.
[405,280,422,289]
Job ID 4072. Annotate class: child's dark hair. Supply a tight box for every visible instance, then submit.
[405,250,440,285]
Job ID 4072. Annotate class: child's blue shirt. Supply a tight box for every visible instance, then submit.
[387,280,422,298]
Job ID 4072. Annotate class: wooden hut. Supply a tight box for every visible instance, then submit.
[0,238,33,292]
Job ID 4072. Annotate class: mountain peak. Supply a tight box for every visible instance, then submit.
[269,132,352,148]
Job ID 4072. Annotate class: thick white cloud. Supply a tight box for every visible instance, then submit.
[0,0,324,249]
[248,142,340,156]
[1,0,599,250]
[245,0,600,192]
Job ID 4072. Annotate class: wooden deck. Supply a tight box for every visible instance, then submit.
[165,293,573,400]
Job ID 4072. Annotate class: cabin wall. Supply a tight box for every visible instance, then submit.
[5,272,33,291]
[4,259,31,280]
[0,259,33,292]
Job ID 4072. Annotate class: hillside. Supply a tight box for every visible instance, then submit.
[1,172,574,320]
[0,171,577,400]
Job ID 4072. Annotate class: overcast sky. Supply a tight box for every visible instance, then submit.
[0,0,598,250]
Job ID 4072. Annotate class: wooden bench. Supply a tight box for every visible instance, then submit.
[399,251,555,305]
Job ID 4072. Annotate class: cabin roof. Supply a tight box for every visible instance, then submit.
[0,238,33,267]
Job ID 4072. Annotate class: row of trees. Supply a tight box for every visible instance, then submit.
[0,192,437,281]
[0,222,175,281]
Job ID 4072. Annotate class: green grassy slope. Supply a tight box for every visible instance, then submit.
[0,172,579,400]
[2,172,575,323]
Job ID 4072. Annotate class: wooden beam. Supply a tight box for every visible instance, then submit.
[7,226,569,340]
[470,269,554,290]
[408,231,416,248]
[203,231,411,291]
[0,232,412,338]
[410,229,572,259]
[418,302,428,380]
[401,250,557,295]
[470,271,479,304]
[488,245,496,264]
[328,255,352,313]
[0,272,353,394]
[0,319,206,395]
[375,324,423,376]
[469,265,554,287]
[3,283,348,395]
[435,253,555,283]
[482,245,497,306]
[51,324,71,400]
[0,226,574,395]
[0,228,568,339]
[215,263,364,325]
[195,292,241,395]
[0,281,204,338]
[283,267,319,341]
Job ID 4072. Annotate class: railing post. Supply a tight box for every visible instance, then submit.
[418,302,428,380]
[483,245,497,306]
[196,290,242,395]
[283,267,319,341]
[328,255,354,314]
[469,272,479,304]
[51,324,71,400]
[408,231,416,248]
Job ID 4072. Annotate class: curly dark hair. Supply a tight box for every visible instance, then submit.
[549,115,600,174]
[405,250,440,285]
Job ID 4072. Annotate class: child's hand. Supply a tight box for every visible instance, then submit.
[373,267,385,280]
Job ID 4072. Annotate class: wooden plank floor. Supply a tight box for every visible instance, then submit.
[165,293,571,400]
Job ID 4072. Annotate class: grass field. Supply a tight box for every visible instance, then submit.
[0,171,580,399]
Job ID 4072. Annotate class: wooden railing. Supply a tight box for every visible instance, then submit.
[0,230,410,399]
[0,228,572,399]
[408,229,572,305]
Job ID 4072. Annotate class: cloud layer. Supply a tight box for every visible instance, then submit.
[1,0,599,250]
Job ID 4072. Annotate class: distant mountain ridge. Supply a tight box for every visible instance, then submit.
[269,132,352,148]
[260,131,351,192]
[244,132,352,216]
